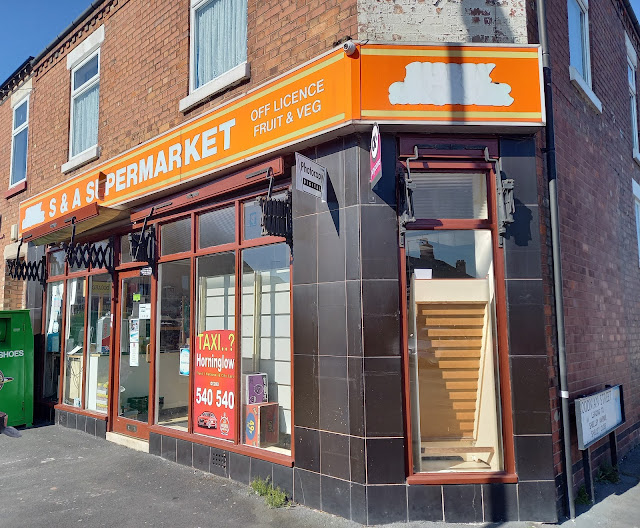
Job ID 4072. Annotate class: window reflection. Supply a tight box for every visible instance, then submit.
[85,274,112,413]
[63,277,86,407]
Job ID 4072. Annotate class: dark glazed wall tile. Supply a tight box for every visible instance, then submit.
[363,313,400,357]
[176,439,192,467]
[250,458,273,482]
[346,280,362,356]
[515,435,554,480]
[316,138,345,211]
[350,482,367,524]
[319,356,349,434]
[149,432,162,456]
[345,206,361,281]
[67,412,77,429]
[514,410,552,435]
[273,464,293,498]
[506,278,544,306]
[366,437,406,484]
[499,137,538,206]
[318,282,347,356]
[360,205,399,280]
[86,417,97,436]
[511,356,552,413]
[507,301,546,356]
[229,452,251,484]
[317,209,346,283]
[192,443,210,472]
[344,135,361,207]
[161,435,177,462]
[295,426,320,472]
[320,431,350,480]
[55,409,62,425]
[408,485,443,522]
[350,436,366,484]
[293,166,318,218]
[76,414,86,432]
[293,355,319,429]
[364,357,404,437]
[95,419,106,438]
[348,357,364,436]
[362,279,399,316]
[367,485,407,525]
[518,480,558,522]
[293,468,321,510]
[293,284,318,356]
[443,484,483,523]
[504,205,542,280]
[292,214,317,285]
[483,483,519,522]
[321,475,351,519]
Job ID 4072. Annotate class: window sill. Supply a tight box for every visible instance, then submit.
[634,149,640,167]
[179,61,250,113]
[569,66,602,113]
[5,180,27,199]
[407,472,518,485]
[62,145,100,174]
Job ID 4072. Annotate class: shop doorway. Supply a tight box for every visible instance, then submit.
[112,270,155,439]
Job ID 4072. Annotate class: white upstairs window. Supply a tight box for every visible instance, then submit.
[627,33,639,160]
[634,180,640,267]
[70,51,100,159]
[180,0,249,112]
[10,96,29,186]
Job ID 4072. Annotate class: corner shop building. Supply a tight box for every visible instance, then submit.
[16,43,555,523]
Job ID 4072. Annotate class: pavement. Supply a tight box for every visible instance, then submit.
[1,425,640,527]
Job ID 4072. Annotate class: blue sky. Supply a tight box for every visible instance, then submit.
[2,0,640,84]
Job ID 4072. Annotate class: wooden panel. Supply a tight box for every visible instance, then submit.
[435,350,481,358]
[438,360,480,369]
[427,328,484,337]
[442,370,479,379]
[424,317,485,326]
[445,381,478,390]
[431,339,483,348]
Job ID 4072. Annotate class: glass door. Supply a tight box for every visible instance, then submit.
[112,270,155,439]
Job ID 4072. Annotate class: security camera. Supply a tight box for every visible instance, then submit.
[343,40,357,56]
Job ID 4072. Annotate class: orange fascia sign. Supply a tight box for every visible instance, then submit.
[19,43,543,237]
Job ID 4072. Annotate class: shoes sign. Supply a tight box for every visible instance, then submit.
[295,153,326,202]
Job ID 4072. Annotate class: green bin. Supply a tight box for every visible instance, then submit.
[0,310,34,427]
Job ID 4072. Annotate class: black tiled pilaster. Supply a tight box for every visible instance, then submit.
[364,357,403,437]
[367,485,407,525]
[292,284,318,356]
[293,468,321,510]
[294,426,320,472]
[349,436,366,484]
[292,214,317,285]
[507,302,547,356]
[347,357,364,437]
[366,437,405,485]
[514,435,555,480]
[293,354,319,429]
[319,356,349,434]
[511,356,553,413]
[321,475,351,519]
[320,431,350,480]
[345,206,361,281]
[318,282,347,356]
[346,280,362,356]
[317,209,346,283]
[161,435,176,462]
[360,205,399,280]
[350,482,367,524]
[518,480,558,522]
[499,137,538,205]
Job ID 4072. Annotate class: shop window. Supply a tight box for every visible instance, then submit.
[181,0,249,112]
[69,51,100,160]
[43,281,64,403]
[121,234,133,264]
[161,217,191,256]
[411,173,487,220]
[240,243,291,454]
[85,274,112,413]
[10,96,29,186]
[156,260,191,430]
[197,252,236,333]
[406,230,502,472]
[48,250,66,277]
[62,277,87,407]
[199,205,235,248]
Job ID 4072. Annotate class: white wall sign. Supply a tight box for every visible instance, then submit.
[575,385,624,450]
[295,153,326,201]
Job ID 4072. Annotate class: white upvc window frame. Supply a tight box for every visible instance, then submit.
[567,0,602,112]
[627,33,640,163]
[10,95,29,187]
[63,25,104,174]
[633,179,640,267]
[179,0,250,113]
[69,49,100,159]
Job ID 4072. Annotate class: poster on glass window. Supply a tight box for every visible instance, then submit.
[193,330,236,442]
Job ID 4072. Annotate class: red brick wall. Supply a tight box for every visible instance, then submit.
[542,0,640,496]
[0,0,357,263]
